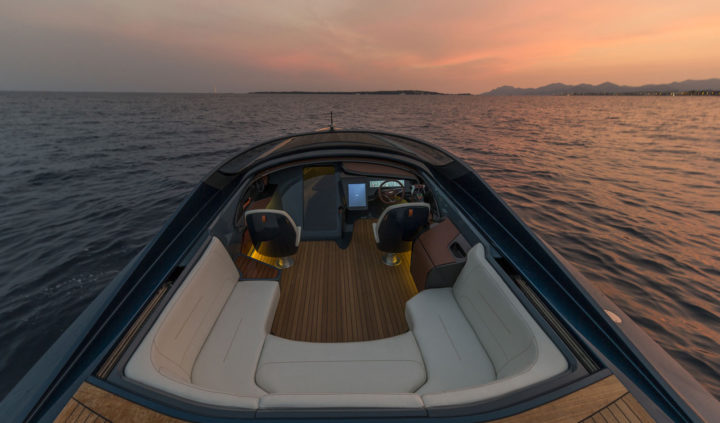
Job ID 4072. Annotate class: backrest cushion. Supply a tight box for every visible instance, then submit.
[245,209,299,257]
[376,202,430,253]
[151,237,239,383]
[452,243,538,378]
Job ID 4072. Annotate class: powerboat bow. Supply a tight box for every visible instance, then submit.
[3,130,718,422]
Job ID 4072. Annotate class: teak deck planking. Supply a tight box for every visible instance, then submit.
[270,219,417,342]
[580,392,655,423]
[55,375,654,422]
[492,375,653,423]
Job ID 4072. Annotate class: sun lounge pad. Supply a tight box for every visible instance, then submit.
[256,332,427,394]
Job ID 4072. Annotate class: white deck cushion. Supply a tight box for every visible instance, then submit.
[258,393,425,409]
[125,314,259,408]
[411,243,568,408]
[256,333,427,394]
[453,243,555,379]
[125,237,279,409]
[193,280,279,396]
[151,237,239,383]
[405,288,496,394]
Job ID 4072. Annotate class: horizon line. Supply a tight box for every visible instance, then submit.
[2,76,719,96]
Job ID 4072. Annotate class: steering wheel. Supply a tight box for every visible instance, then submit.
[378,180,405,204]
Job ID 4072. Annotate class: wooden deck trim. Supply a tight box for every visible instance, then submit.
[55,375,655,422]
[54,395,111,422]
[55,383,182,423]
[96,282,171,379]
[581,392,655,422]
[492,375,653,423]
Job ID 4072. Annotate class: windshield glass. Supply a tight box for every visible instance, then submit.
[218,131,454,175]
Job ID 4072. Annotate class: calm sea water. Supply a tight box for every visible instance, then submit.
[0,93,718,401]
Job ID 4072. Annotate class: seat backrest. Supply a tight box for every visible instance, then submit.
[245,209,301,258]
[452,243,538,379]
[374,202,430,253]
[152,237,239,383]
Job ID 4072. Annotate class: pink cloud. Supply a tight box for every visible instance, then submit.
[3,0,720,92]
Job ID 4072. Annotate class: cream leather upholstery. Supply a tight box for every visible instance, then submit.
[453,244,541,379]
[150,237,238,383]
[256,333,426,394]
[406,289,496,394]
[125,237,279,409]
[126,318,259,408]
[193,281,279,396]
[258,393,425,410]
[124,236,566,411]
[407,243,568,408]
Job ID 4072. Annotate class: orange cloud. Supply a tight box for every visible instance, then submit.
[2,0,719,92]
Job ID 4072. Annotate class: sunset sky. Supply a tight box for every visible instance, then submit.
[1,0,719,93]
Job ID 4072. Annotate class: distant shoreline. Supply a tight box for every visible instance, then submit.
[249,90,471,96]
[1,89,717,96]
[249,91,718,96]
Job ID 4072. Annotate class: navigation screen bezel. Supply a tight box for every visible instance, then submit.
[345,180,369,211]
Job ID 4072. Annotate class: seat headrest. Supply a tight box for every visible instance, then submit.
[244,209,302,251]
[377,202,430,225]
[245,209,297,226]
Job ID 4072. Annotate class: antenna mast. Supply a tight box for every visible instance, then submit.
[329,111,335,131]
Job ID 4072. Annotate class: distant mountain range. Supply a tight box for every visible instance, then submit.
[482,79,720,96]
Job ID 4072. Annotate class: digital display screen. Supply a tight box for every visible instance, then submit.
[369,180,404,188]
[347,183,367,209]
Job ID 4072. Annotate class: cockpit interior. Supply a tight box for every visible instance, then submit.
[237,160,436,267]
[117,154,572,417]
